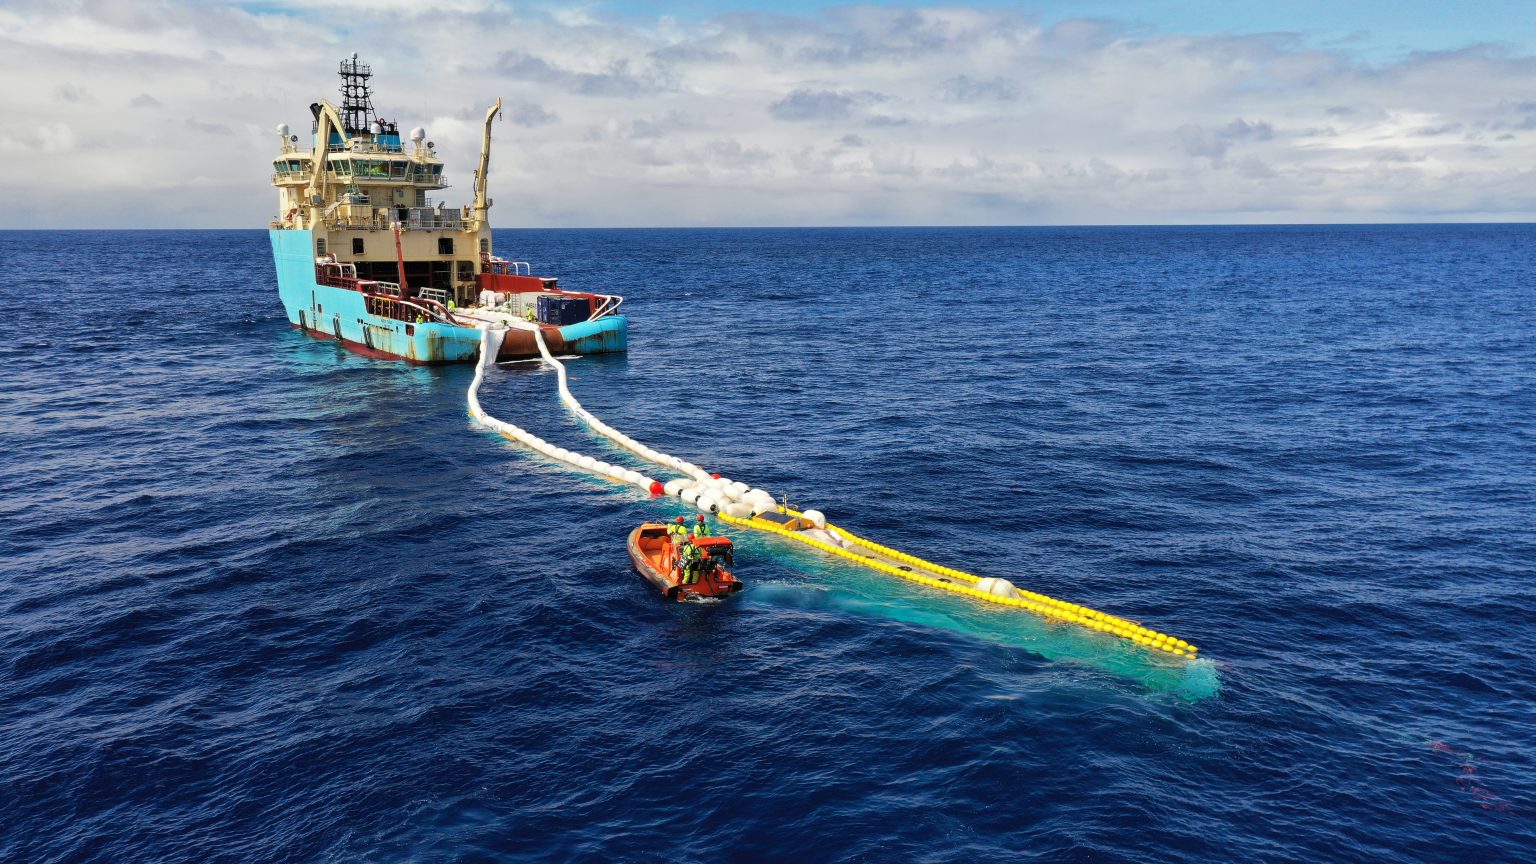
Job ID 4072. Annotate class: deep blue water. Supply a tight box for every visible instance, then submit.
[2,225,1533,863]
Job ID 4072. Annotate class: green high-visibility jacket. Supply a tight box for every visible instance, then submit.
[692,521,709,538]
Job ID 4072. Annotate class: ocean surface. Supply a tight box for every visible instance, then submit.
[1,225,1533,863]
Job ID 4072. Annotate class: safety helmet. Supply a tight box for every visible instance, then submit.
[676,516,685,523]
[686,533,696,539]
[696,514,705,521]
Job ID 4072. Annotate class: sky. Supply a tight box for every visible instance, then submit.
[2,0,1535,228]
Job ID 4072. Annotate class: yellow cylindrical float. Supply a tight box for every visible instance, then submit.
[718,508,1197,660]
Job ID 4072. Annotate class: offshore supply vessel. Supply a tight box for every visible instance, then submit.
[268,55,627,364]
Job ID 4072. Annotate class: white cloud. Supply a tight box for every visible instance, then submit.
[0,2,1533,227]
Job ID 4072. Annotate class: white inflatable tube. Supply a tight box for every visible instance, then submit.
[518,321,715,485]
[468,328,658,492]
[476,323,796,519]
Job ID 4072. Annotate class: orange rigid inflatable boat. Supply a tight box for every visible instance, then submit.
[628,523,744,601]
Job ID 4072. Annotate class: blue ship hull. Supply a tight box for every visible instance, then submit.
[269,229,626,364]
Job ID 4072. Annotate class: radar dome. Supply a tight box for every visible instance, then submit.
[276,123,290,138]
[409,127,426,143]
[368,122,381,135]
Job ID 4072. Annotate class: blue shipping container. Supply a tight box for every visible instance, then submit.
[537,294,590,326]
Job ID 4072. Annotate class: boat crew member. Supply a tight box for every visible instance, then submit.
[667,516,688,544]
[693,514,709,538]
[679,535,704,584]
[666,516,688,571]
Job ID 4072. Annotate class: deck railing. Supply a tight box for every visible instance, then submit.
[326,213,465,231]
[316,266,458,325]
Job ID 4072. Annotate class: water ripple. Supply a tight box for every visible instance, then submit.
[1,226,1533,862]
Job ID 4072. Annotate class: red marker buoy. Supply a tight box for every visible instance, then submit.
[711,473,721,479]
[648,480,664,495]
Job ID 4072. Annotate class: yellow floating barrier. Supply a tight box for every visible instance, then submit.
[717,507,1197,660]
[470,328,1197,661]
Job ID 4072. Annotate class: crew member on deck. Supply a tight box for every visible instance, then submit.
[693,514,709,538]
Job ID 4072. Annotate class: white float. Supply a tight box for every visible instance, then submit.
[976,577,1023,599]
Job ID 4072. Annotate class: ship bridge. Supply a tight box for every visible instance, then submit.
[269,54,496,306]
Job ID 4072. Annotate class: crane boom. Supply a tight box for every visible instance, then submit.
[473,98,502,228]
[305,99,350,217]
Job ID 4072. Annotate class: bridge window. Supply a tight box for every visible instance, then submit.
[353,238,364,254]
[479,238,489,254]
[316,238,326,255]
[390,161,407,178]
[438,237,454,255]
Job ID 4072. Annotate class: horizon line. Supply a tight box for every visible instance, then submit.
[3,220,1536,232]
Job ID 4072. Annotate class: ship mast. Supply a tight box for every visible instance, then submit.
[338,53,376,137]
